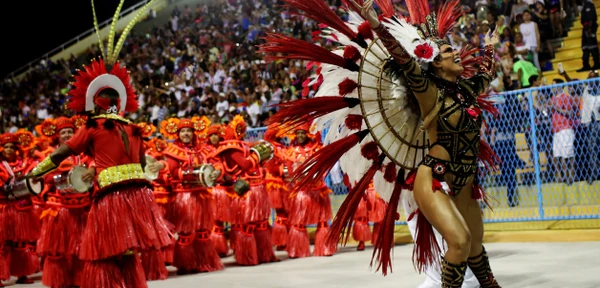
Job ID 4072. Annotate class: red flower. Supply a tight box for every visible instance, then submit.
[414,43,434,60]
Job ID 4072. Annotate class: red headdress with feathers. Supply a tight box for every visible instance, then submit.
[67,0,156,114]
[223,115,247,141]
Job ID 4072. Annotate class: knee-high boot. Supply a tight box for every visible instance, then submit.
[441,257,467,288]
[467,246,501,288]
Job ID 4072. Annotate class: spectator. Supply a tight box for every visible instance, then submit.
[550,79,578,184]
[519,10,541,70]
[578,0,599,71]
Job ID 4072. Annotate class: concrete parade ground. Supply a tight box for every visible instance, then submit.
[9,241,600,288]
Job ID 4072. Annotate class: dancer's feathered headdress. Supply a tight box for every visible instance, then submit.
[68,0,156,113]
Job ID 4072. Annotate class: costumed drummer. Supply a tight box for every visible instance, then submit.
[160,117,224,275]
[211,115,278,266]
[0,132,40,285]
[262,124,290,252]
[205,124,232,258]
[25,2,173,286]
[36,116,95,288]
[282,123,336,258]
[260,0,502,286]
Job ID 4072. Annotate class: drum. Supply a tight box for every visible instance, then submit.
[53,166,93,193]
[6,178,43,199]
[250,140,274,162]
[178,164,219,188]
[144,155,159,181]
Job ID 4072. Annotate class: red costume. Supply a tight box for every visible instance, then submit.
[282,124,336,258]
[205,124,232,257]
[35,117,93,288]
[30,57,173,287]
[138,123,173,281]
[262,124,290,250]
[0,133,39,285]
[211,115,277,266]
[162,118,223,274]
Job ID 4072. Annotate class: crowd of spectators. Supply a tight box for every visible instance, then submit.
[0,0,589,134]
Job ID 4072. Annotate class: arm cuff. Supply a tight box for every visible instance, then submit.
[31,156,58,177]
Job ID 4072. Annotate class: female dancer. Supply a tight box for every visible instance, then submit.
[260,0,501,286]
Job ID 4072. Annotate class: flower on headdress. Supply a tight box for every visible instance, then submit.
[16,129,36,152]
[72,115,88,129]
[414,42,435,61]
[160,118,180,140]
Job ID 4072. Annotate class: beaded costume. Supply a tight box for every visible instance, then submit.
[260,0,500,287]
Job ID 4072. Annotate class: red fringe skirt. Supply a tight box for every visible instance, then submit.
[37,207,87,257]
[211,185,233,222]
[287,186,332,225]
[79,186,173,261]
[166,190,214,233]
[230,183,271,224]
[1,201,41,242]
[265,177,288,210]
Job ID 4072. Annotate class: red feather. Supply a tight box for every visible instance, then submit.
[478,139,501,173]
[68,58,137,113]
[282,0,362,46]
[360,141,380,161]
[327,155,384,247]
[370,170,404,275]
[413,209,442,273]
[436,0,463,37]
[405,0,430,25]
[343,45,361,62]
[338,78,359,96]
[266,96,360,130]
[259,33,359,72]
[473,184,494,210]
[357,21,374,40]
[290,130,370,195]
[344,114,363,130]
[383,163,397,183]
[477,93,500,117]
[460,45,481,78]
[374,0,395,18]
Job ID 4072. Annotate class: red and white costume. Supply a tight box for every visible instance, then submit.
[0,133,40,285]
[211,116,277,266]
[282,125,336,258]
[162,118,223,274]
[35,117,93,288]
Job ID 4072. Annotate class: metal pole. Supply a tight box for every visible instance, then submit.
[526,89,544,219]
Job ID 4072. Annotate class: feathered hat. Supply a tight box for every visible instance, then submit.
[223,115,247,141]
[137,122,156,139]
[15,129,36,153]
[68,0,156,114]
[206,124,225,140]
[35,117,76,141]
[159,118,181,141]
[0,133,19,147]
[191,116,211,139]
